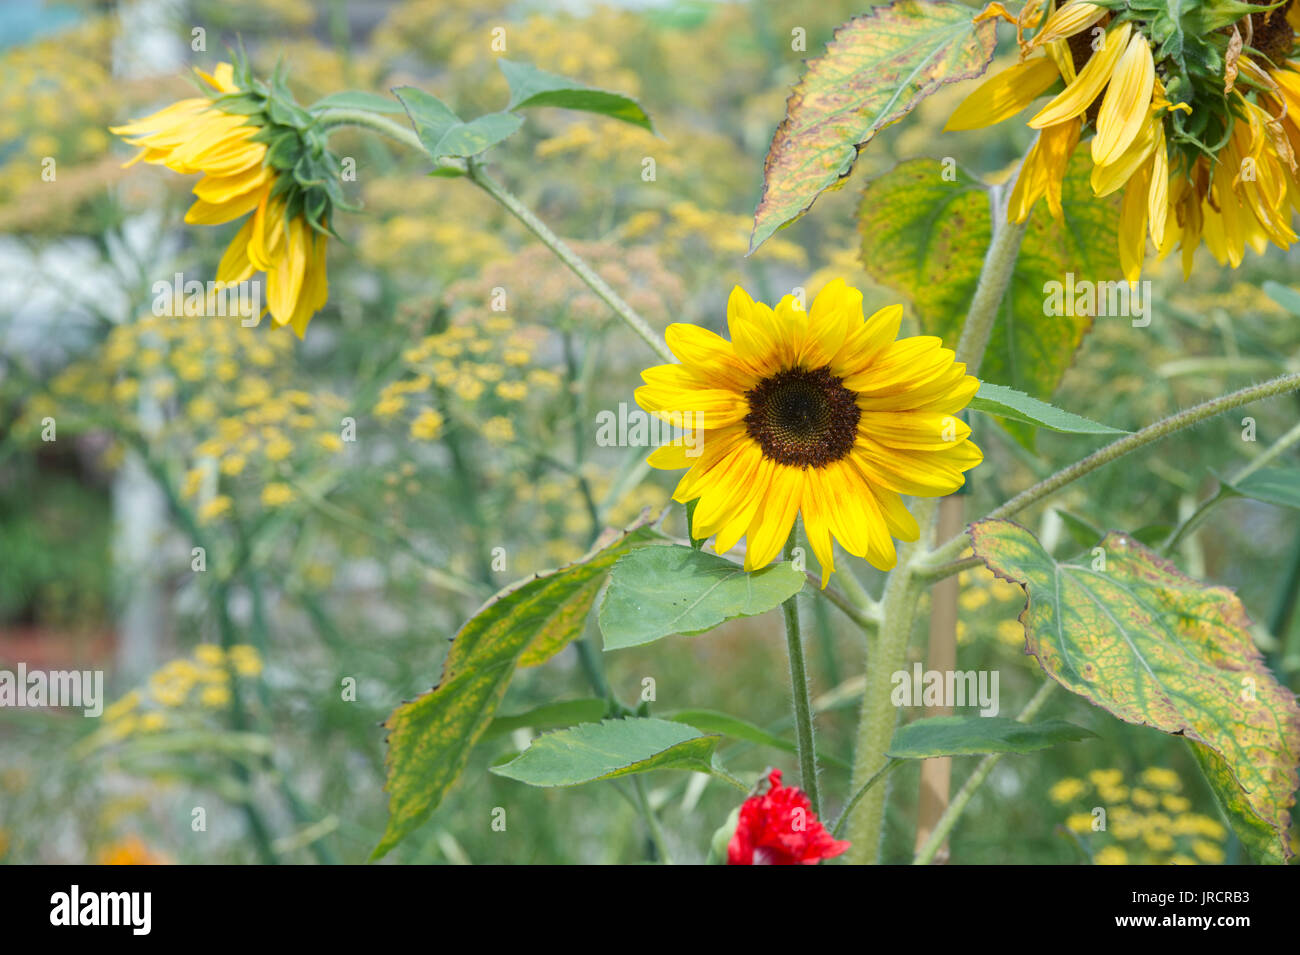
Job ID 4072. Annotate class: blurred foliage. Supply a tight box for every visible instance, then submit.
[0,0,1296,864]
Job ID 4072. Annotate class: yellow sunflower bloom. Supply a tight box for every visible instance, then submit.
[949,0,1300,281]
[637,280,982,586]
[112,60,338,337]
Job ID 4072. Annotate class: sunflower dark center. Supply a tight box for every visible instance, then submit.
[744,366,860,469]
[1249,0,1294,66]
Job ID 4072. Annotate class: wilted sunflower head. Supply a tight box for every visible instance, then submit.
[948,0,1300,280]
[636,280,982,586]
[112,55,345,336]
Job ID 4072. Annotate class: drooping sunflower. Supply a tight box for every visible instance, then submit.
[112,60,340,337]
[946,0,1300,281]
[636,280,982,586]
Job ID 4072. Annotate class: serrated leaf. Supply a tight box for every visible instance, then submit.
[499,59,653,131]
[1221,467,1300,511]
[887,715,1095,758]
[666,708,851,771]
[750,0,996,252]
[970,519,1300,864]
[481,698,608,741]
[858,154,1119,412]
[599,545,804,650]
[970,383,1127,435]
[490,718,719,786]
[373,521,663,859]
[310,90,406,114]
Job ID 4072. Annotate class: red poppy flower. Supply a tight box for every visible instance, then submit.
[727,769,850,865]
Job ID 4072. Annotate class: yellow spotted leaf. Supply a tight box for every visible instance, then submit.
[971,519,1300,864]
[750,0,997,252]
[373,519,665,859]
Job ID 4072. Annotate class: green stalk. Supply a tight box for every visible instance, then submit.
[320,111,672,364]
[920,371,1300,573]
[782,526,821,815]
[842,175,1027,864]
[466,159,673,363]
[842,499,935,863]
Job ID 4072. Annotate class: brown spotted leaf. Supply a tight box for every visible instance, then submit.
[971,519,1300,864]
[372,519,665,859]
[750,0,996,252]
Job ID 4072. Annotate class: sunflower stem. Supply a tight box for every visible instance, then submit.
[919,371,1300,573]
[842,499,936,863]
[955,178,1028,372]
[465,159,674,364]
[320,112,672,364]
[783,526,822,817]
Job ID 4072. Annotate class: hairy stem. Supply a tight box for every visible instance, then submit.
[321,112,671,363]
[844,500,936,863]
[783,527,822,815]
[921,372,1300,572]
[466,160,673,363]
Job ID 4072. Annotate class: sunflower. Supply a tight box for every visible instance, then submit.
[946,0,1300,281]
[636,280,982,586]
[112,60,339,337]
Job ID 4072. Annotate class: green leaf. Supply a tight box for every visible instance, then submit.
[1054,510,1105,550]
[971,519,1300,864]
[1221,468,1300,511]
[430,111,525,159]
[498,59,653,131]
[481,698,608,741]
[666,708,851,771]
[886,715,1095,759]
[599,545,804,650]
[683,499,706,550]
[1263,280,1300,316]
[393,85,461,152]
[490,718,719,786]
[750,0,996,252]
[969,383,1128,436]
[858,154,1119,414]
[373,521,663,859]
[310,90,406,114]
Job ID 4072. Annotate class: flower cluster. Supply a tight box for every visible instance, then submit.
[19,313,348,533]
[1050,766,1230,864]
[91,644,264,747]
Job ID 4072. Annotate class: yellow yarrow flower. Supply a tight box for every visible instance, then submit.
[637,280,982,586]
[111,60,336,337]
